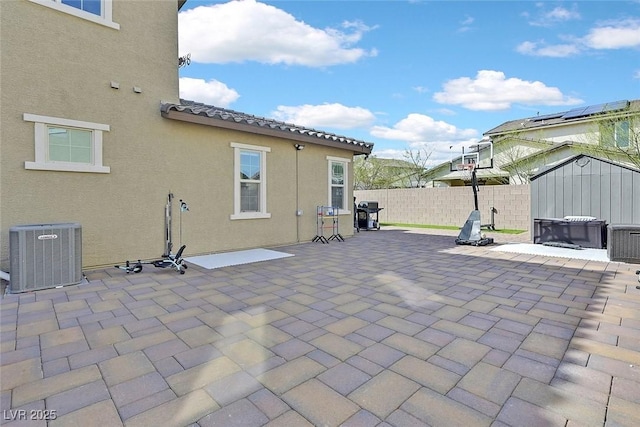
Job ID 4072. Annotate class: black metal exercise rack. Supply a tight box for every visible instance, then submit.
[313,206,344,243]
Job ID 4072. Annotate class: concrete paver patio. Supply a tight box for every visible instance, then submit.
[1,227,639,426]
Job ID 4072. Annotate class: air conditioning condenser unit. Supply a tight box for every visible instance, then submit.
[9,223,82,293]
[608,225,640,264]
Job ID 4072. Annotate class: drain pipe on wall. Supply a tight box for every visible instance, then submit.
[294,143,304,242]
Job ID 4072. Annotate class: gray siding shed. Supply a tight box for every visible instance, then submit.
[530,154,640,225]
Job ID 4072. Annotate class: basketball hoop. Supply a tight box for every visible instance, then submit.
[456,163,476,181]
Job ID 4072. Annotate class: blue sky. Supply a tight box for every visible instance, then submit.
[178,0,640,166]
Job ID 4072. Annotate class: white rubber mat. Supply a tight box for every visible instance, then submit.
[490,243,609,262]
[185,248,294,269]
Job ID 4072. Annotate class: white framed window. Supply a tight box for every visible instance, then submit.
[24,114,110,173]
[231,142,271,220]
[600,119,631,149]
[28,0,119,30]
[327,156,351,213]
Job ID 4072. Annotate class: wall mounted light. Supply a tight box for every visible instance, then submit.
[110,81,120,89]
[294,144,305,151]
[133,86,142,93]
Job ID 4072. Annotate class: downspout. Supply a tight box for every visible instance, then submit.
[293,143,306,242]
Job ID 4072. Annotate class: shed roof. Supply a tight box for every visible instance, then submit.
[530,154,640,181]
[161,100,374,155]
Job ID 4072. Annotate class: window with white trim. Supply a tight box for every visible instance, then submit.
[327,156,351,212]
[24,114,110,173]
[28,0,119,30]
[600,119,631,149]
[231,143,271,220]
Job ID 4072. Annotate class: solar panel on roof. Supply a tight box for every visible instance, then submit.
[603,100,629,113]
[531,112,564,122]
[562,100,630,120]
[581,103,606,116]
[562,107,589,119]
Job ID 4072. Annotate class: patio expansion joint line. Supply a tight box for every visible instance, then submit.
[603,375,614,427]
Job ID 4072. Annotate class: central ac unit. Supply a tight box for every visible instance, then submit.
[608,225,640,264]
[9,223,82,293]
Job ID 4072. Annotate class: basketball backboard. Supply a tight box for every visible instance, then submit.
[449,139,494,172]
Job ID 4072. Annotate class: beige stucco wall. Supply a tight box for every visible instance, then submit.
[0,1,357,270]
[355,185,531,231]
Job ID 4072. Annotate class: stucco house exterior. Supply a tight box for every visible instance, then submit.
[426,99,639,187]
[0,0,372,270]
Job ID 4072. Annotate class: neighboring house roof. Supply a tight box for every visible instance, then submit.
[485,99,638,136]
[161,100,374,155]
[530,153,640,181]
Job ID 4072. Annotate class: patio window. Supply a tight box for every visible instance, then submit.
[231,142,271,220]
[327,156,351,212]
[28,0,119,29]
[23,113,110,173]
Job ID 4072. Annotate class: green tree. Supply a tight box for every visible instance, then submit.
[353,155,396,189]
[580,114,640,169]
[402,147,432,188]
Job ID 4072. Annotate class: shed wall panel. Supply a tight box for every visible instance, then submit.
[531,156,640,226]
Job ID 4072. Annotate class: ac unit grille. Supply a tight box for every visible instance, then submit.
[9,223,82,293]
[607,225,640,264]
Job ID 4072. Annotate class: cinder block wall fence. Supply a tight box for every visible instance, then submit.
[355,185,531,231]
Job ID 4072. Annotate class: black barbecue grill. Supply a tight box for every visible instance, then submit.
[357,201,383,230]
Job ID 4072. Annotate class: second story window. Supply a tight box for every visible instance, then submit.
[29,0,119,29]
[600,119,630,149]
[61,0,101,16]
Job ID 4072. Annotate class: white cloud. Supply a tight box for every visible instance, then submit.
[526,5,581,27]
[371,139,479,167]
[518,18,640,57]
[179,77,239,107]
[368,114,482,165]
[582,18,640,49]
[634,69,640,79]
[458,15,474,33]
[371,113,477,143]
[516,40,581,57]
[461,16,474,26]
[271,103,376,129]
[546,6,581,22]
[178,0,377,67]
[433,70,583,111]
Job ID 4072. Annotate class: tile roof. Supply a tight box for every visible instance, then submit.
[161,100,374,154]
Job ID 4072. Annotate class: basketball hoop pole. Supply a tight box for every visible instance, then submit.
[457,163,479,210]
[471,167,479,211]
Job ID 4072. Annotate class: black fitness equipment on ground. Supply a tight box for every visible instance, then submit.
[115,193,189,274]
